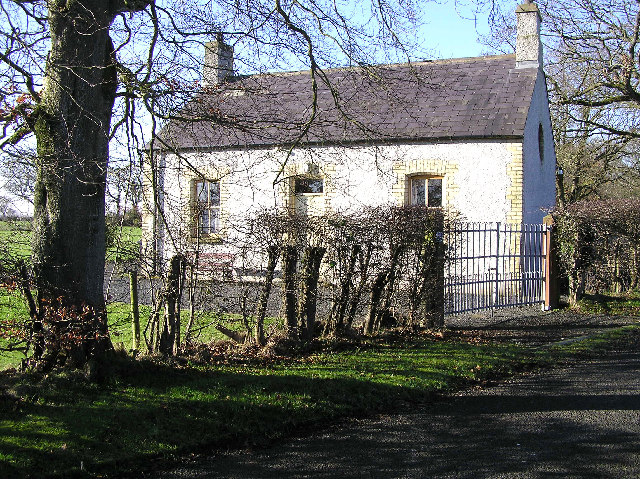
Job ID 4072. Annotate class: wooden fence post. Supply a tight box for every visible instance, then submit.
[543,215,559,310]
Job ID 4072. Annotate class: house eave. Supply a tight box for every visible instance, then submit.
[149,134,525,154]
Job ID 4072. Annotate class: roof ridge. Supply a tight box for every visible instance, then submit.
[232,54,516,80]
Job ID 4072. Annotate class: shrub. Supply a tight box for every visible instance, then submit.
[553,198,640,303]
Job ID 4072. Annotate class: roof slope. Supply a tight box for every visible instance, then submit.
[158,54,539,150]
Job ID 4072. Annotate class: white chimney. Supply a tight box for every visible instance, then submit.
[515,1,542,69]
[203,33,234,86]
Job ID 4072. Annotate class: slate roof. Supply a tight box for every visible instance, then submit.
[158,54,539,150]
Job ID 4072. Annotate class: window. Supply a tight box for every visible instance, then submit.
[410,176,442,207]
[194,179,220,235]
[292,176,324,216]
[538,123,545,164]
[294,177,324,194]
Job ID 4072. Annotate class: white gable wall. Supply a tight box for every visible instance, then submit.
[522,70,556,223]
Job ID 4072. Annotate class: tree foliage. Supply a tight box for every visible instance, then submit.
[553,198,640,303]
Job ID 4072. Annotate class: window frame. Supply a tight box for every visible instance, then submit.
[408,175,443,208]
[289,174,326,215]
[293,176,324,195]
[192,178,222,239]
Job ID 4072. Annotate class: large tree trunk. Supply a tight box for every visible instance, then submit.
[30,1,149,368]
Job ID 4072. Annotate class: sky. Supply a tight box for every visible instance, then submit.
[415,1,493,59]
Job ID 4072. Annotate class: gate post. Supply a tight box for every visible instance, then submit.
[543,215,559,310]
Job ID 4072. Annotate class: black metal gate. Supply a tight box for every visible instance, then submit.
[444,222,548,315]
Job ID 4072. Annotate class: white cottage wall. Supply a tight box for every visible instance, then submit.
[522,70,556,223]
[387,141,515,222]
[153,137,521,264]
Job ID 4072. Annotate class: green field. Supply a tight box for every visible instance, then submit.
[106,224,141,263]
[0,220,31,261]
[0,292,274,370]
[0,222,143,369]
[0,220,141,264]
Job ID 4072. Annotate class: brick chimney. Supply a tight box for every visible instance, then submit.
[515,1,542,69]
[203,33,233,86]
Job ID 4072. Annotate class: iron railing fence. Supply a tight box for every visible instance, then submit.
[444,222,548,315]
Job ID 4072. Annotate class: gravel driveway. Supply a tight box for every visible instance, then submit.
[145,312,640,479]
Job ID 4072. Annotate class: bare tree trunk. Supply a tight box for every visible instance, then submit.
[215,324,247,343]
[282,245,299,337]
[346,243,373,329]
[407,246,427,327]
[327,244,359,335]
[239,289,252,343]
[184,264,197,346]
[160,254,185,355]
[632,246,639,291]
[129,270,141,354]
[568,229,585,306]
[378,249,402,326]
[373,246,403,330]
[298,246,326,340]
[18,261,43,362]
[364,271,388,334]
[424,237,445,328]
[184,237,201,345]
[254,246,278,346]
[147,298,163,353]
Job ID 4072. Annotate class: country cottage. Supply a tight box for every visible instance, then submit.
[142,2,556,273]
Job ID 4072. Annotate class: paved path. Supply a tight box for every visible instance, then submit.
[153,350,640,479]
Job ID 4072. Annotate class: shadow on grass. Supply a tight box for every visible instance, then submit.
[140,352,640,479]
[0,350,477,479]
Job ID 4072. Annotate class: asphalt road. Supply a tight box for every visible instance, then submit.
[151,348,640,479]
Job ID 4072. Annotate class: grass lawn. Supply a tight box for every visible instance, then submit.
[1,324,637,479]
[576,292,640,316]
[0,334,543,479]
[1,238,638,479]
[1,295,259,370]
[106,301,272,353]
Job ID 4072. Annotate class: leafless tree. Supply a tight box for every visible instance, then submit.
[0,0,427,369]
[480,0,640,204]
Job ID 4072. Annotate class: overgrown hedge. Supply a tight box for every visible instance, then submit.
[146,205,447,353]
[552,198,640,304]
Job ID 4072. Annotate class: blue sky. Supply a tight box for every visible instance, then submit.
[417,2,493,59]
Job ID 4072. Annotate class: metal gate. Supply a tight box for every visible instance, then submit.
[444,222,548,315]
